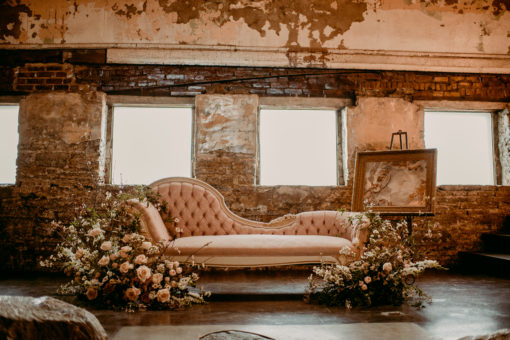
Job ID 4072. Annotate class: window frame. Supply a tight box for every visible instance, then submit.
[105,96,195,185]
[256,97,351,186]
[0,97,22,185]
[417,100,507,186]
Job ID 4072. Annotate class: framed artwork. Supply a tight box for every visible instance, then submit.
[352,149,437,215]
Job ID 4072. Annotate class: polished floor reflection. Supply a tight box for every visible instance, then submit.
[1,270,509,340]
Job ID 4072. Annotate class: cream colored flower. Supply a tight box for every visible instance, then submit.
[98,255,110,267]
[152,273,163,284]
[364,276,372,284]
[141,242,152,250]
[156,288,171,303]
[383,262,393,273]
[119,261,132,273]
[121,246,132,253]
[176,267,182,274]
[174,217,180,223]
[88,228,102,237]
[125,287,141,301]
[86,287,98,300]
[100,241,112,251]
[134,254,148,265]
[136,265,152,283]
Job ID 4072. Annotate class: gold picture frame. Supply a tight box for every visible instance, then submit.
[352,149,437,215]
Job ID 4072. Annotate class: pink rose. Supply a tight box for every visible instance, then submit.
[136,265,152,283]
[169,269,176,277]
[112,262,118,269]
[88,228,102,237]
[364,276,372,284]
[125,287,141,301]
[75,248,84,259]
[122,234,132,243]
[134,254,147,265]
[121,246,132,253]
[361,284,368,291]
[100,241,112,251]
[152,273,163,284]
[156,288,171,303]
[86,287,98,300]
[98,256,110,267]
[110,253,118,261]
[141,242,152,250]
[119,261,132,273]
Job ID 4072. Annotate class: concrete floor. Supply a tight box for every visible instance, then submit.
[1,270,509,340]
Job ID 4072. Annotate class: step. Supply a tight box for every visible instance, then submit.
[481,233,510,254]
[457,251,510,277]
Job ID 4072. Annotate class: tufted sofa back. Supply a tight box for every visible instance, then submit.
[150,177,361,241]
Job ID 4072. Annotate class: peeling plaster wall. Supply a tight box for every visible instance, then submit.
[499,109,510,185]
[346,97,424,180]
[195,94,258,188]
[1,0,509,56]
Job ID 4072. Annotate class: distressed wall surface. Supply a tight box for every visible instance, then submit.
[1,0,509,54]
[0,0,509,73]
[0,52,509,271]
[195,94,259,188]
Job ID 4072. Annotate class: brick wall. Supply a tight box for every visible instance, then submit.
[0,49,509,271]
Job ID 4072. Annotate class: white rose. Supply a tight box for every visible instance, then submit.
[136,265,152,283]
[156,288,171,303]
[121,246,132,253]
[134,254,147,265]
[119,261,132,273]
[383,262,393,272]
[141,241,152,250]
[88,228,102,237]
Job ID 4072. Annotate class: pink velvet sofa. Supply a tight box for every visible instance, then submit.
[129,177,369,267]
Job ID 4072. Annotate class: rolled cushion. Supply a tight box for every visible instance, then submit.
[165,234,353,257]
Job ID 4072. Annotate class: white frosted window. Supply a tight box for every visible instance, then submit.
[112,106,192,185]
[425,110,494,185]
[0,105,19,184]
[259,109,337,186]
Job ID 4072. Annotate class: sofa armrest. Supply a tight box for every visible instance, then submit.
[126,199,171,242]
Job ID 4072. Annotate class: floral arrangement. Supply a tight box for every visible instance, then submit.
[41,186,208,311]
[307,212,443,308]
